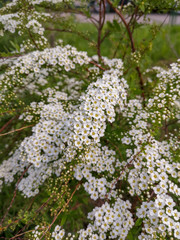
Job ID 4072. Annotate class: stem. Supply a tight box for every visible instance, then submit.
[39,182,81,240]
[45,27,95,44]
[89,60,106,71]
[0,164,32,226]
[105,149,142,200]
[0,124,34,137]
[0,115,19,134]
[97,0,106,62]
[106,0,145,104]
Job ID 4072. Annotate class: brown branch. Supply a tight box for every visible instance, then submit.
[89,60,106,71]
[45,27,94,44]
[128,6,139,27]
[96,0,106,61]
[107,0,135,52]
[13,179,70,239]
[0,115,19,134]
[101,30,110,44]
[106,0,145,104]
[0,164,32,226]
[120,0,125,12]
[2,196,36,236]
[56,8,99,24]
[105,150,142,200]
[39,182,81,240]
[97,0,102,61]
[9,228,45,240]
[0,124,34,137]
[28,30,39,50]
[10,195,53,240]
[0,55,24,59]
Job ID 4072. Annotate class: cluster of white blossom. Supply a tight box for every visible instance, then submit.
[16,59,127,196]
[18,58,127,166]
[51,198,134,240]
[52,225,66,240]
[74,144,118,200]
[0,41,128,199]
[119,63,180,239]
[0,57,16,69]
[146,59,180,123]
[19,92,73,168]
[73,62,128,147]
[0,44,90,102]
[56,76,84,100]
[0,6,50,36]
[0,13,21,33]
[1,0,70,8]
[20,83,81,123]
[0,149,28,191]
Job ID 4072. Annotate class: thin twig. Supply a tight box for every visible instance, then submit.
[13,180,70,239]
[105,150,142,200]
[39,182,81,240]
[0,115,19,134]
[0,164,32,226]
[0,125,34,136]
[106,0,145,104]
[28,30,39,50]
[89,60,106,70]
[45,27,95,44]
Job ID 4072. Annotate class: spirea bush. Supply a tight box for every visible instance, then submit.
[0,0,179,239]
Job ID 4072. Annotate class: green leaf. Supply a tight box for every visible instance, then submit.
[60,214,67,226]
[107,21,113,29]
[113,19,121,31]
[127,230,134,240]
[10,41,20,52]
[139,4,145,12]
[135,218,143,227]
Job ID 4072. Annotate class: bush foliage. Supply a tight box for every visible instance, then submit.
[0,0,180,240]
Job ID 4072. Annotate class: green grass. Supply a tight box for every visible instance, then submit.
[45,22,180,65]
[1,23,180,65]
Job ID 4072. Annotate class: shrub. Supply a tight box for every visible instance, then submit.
[0,0,179,239]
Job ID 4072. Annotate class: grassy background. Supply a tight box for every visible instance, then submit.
[0,23,180,64]
[45,23,180,64]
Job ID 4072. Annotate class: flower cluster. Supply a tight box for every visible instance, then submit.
[0,44,90,110]
[119,65,180,239]
[0,149,28,192]
[74,63,128,147]
[74,144,118,200]
[52,198,134,240]
[146,59,180,124]
[52,225,66,240]
[0,13,21,33]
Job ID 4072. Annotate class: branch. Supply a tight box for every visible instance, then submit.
[0,124,34,137]
[39,182,81,240]
[89,60,106,70]
[106,0,135,52]
[106,0,145,104]
[45,27,95,44]
[96,0,106,61]
[28,30,39,50]
[105,149,142,200]
[0,164,32,226]
[0,115,19,134]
